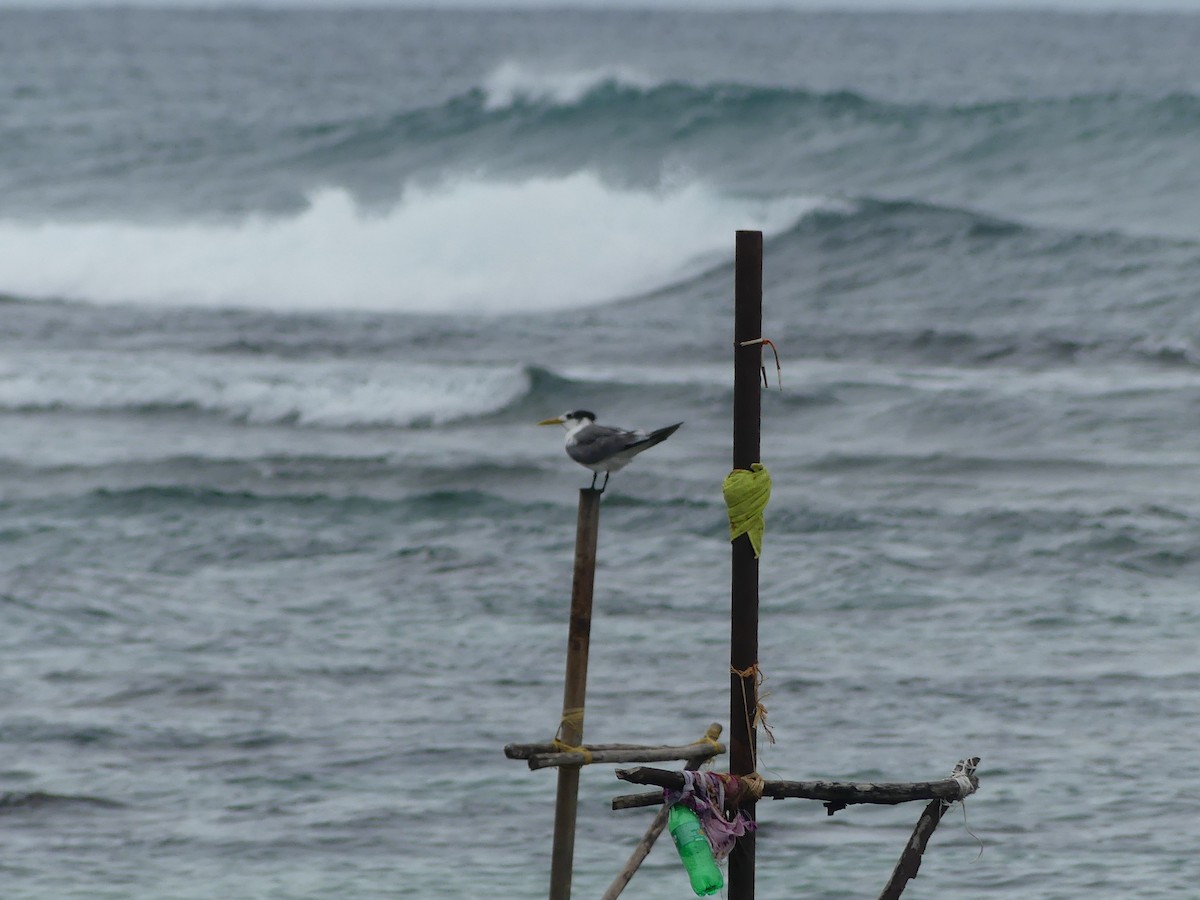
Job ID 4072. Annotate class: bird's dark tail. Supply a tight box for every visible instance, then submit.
[629,422,683,452]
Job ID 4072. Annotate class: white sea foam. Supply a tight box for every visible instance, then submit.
[0,173,830,314]
[563,357,1200,403]
[0,351,531,428]
[481,60,659,111]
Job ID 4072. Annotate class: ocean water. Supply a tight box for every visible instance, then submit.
[1,8,1199,898]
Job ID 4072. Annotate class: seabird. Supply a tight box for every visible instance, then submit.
[538,410,683,492]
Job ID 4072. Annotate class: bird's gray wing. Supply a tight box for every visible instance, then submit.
[566,424,644,466]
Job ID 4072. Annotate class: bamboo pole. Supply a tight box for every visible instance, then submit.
[548,487,602,900]
[730,229,763,899]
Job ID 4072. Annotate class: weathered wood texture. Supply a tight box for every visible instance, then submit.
[601,804,672,900]
[877,799,947,900]
[507,742,665,760]
[521,739,725,771]
[877,757,981,900]
[611,790,674,811]
[614,762,979,813]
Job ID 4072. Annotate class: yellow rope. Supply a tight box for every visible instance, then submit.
[696,734,724,757]
[742,772,766,801]
[723,463,771,558]
[556,707,585,737]
[551,707,592,764]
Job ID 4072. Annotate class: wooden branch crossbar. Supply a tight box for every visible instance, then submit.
[505,724,725,771]
[506,742,673,759]
[613,760,979,815]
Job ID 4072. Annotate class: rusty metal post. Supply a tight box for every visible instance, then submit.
[548,487,602,900]
[729,229,763,899]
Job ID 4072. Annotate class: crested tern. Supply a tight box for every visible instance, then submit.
[538,410,683,492]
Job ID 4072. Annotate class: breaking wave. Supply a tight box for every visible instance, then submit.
[0,352,534,428]
[0,174,828,313]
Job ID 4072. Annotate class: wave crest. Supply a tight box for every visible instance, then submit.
[481,60,660,111]
[0,352,534,428]
[0,174,828,313]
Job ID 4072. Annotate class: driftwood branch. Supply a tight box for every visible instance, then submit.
[612,790,667,811]
[601,799,672,899]
[877,757,981,900]
[506,742,656,760]
[506,723,724,771]
[614,757,979,816]
[600,725,723,900]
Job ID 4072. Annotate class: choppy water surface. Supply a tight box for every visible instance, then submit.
[1,8,1199,898]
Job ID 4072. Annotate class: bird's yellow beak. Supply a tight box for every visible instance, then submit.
[538,416,565,426]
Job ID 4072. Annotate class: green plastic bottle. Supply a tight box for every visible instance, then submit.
[667,803,723,896]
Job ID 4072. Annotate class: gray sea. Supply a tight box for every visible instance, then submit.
[1,8,1199,898]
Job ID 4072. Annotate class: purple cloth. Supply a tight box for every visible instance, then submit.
[664,770,757,861]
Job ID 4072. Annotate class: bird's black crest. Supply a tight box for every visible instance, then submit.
[567,410,596,421]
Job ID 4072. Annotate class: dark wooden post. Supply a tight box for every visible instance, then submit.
[730,230,763,899]
[548,487,602,900]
